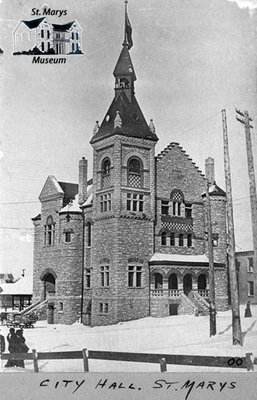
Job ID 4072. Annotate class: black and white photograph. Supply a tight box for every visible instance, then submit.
[0,0,257,397]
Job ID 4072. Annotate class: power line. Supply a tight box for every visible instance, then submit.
[0,227,33,231]
[0,201,38,205]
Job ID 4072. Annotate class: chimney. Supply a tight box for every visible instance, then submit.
[205,157,215,184]
[78,157,88,205]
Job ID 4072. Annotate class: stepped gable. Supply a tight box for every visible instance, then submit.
[156,142,205,177]
[91,91,158,143]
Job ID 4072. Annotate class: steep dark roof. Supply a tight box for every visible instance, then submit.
[22,17,45,29]
[113,45,136,81]
[58,182,78,207]
[91,91,158,144]
[52,22,75,31]
[0,48,3,54]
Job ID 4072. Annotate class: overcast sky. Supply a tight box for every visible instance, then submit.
[0,0,257,277]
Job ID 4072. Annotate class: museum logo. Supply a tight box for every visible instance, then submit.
[13,6,83,63]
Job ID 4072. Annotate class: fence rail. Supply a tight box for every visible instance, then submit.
[1,349,256,372]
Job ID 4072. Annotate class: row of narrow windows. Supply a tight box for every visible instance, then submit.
[161,201,192,218]
[161,232,192,247]
[85,265,142,289]
[99,193,144,213]
[40,30,79,40]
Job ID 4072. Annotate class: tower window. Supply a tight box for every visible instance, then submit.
[102,158,111,188]
[248,281,254,296]
[179,234,184,247]
[161,232,167,246]
[44,216,55,246]
[248,257,254,273]
[127,193,143,212]
[100,193,112,212]
[128,265,142,287]
[128,157,142,188]
[65,232,71,243]
[85,268,91,288]
[100,266,109,287]
[86,222,91,247]
[59,302,64,312]
[161,200,169,215]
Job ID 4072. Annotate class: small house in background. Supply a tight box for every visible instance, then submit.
[13,17,82,55]
[0,275,32,311]
[236,250,257,305]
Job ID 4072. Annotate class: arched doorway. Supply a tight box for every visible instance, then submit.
[183,274,192,296]
[168,273,178,290]
[154,273,163,289]
[42,272,56,300]
[198,274,207,290]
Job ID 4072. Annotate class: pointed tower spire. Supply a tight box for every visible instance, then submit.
[90,3,159,145]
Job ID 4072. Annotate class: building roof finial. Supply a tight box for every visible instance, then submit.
[149,119,156,134]
[93,121,99,135]
[123,0,133,49]
[114,111,122,128]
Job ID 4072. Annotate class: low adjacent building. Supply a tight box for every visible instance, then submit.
[236,250,257,305]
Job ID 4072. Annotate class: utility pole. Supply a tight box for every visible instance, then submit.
[222,109,243,346]
[236,109,257,271]
[206,181,216,336]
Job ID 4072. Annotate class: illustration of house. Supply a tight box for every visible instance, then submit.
[13,17,82,55]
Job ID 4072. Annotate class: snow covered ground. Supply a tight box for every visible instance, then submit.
[0,305,256,373]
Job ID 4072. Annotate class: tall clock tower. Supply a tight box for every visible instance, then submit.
[89,7,159,325]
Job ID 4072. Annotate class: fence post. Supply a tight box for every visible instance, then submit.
[159,358,167,372]
[82,349,89,372]
[32,349,39,373]
[246,353,254,371]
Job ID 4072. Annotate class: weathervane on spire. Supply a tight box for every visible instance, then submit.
[123,0,133,49]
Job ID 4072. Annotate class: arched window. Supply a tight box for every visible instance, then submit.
[179,233,184,247]
[187,234,192,247]
[102,158,111,188]
[170,189,184,216]
[44,216,55,245]
[128,157,142,188]
[154,273,163,289]
[161,232,167,246]
[170,233,175,246]
[168,274,178,290]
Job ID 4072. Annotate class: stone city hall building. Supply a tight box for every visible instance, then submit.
[32,13,229,326]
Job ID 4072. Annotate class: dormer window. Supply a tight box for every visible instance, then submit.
[102,158,111,188]
[128,157,142,188]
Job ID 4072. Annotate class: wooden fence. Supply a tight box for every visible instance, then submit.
[1,349,256,372]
